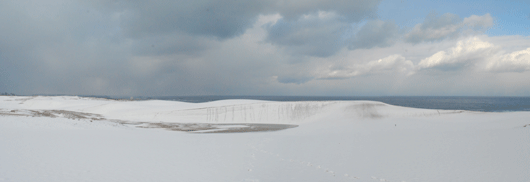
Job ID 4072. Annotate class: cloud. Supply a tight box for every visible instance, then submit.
[2,1,530,97]
[405,13,494,43]
[486,48,530,72]
[415,36,530,73]
[266,17,400,58]
[417,37,496,70]
[276,75,314,84]
[306,36,529,82]
[265,11,350,57]
[110,0,382,58]
[317,54,415,79]
[131,33,215,56]
[405,12,461,43]
[114,0,271,39]
[348,19,399,50]
[272,0,381,22]
[109,0,381,40]
[463,14,494,30]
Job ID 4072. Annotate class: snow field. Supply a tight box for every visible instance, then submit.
[0,96,529,181]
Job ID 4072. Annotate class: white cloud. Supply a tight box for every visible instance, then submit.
[418,37,496,69]
[486,48,530,72]
[416,36,530,73]
[317,54,415,79]
[283,35,530,86]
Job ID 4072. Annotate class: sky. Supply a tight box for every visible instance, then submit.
[0,0,529,96]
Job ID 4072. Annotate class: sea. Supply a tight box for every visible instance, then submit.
[91,96,530,113]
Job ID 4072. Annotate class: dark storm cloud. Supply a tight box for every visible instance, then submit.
[276,76,314,84]
[0,1,127,92]
[120,0,382,58]
[265,14,351,57]
[131,33,213,56]
[103,0,380,39]
[116,0,271,39]
[89,0,382,59]
[0,0,283,96]
[0,0,386,95]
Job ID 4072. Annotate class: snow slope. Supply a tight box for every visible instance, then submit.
[0,96,462,124]
[0,96,529,182]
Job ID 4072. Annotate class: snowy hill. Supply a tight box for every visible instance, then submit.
[1,96,529,181]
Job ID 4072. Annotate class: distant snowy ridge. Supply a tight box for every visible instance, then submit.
[1,96,464,125]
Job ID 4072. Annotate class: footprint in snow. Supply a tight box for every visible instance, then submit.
[251,146,367,180]
[370,176,387,182]
[349,176,360,180]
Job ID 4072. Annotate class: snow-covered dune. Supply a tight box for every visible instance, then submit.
[1,96,529,181]
[2,96,462,124]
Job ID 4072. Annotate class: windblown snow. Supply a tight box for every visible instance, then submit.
[1,96,529,181]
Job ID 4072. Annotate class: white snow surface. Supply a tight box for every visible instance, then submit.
[1,96,529,181]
